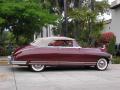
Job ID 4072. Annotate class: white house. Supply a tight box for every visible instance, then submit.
[34,25,54,40]
[110,0,120,44]
[103,19,111,32]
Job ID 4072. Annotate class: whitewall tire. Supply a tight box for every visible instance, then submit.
[96,58,108,71]
[30,64,45,72]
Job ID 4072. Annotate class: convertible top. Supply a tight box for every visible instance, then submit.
[31,37,74,47]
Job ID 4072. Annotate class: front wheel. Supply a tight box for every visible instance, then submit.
[96,58,108,71]
[30,64,45,72]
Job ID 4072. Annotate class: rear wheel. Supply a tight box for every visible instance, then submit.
[96,58,108,71]
[30,64,45,72]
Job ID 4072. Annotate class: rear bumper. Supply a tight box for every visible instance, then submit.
[8,56,13,64]
[8,56,27,65]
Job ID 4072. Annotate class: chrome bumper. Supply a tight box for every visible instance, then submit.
[8,56,27,65]
[8,56,13,64]
[108,55,112,64]
[109,55,112,60]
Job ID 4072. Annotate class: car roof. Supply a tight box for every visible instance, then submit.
[31,37,75,47]
[38,36,74,41]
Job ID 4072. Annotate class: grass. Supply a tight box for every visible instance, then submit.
[112,56,120,64]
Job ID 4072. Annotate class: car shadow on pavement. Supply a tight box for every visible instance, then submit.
[8,65,29,72]
[45,66,98,72]
[9,65,100,72]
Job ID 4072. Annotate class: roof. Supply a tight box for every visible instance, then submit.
[31,37,74,47]
[111,0,120,9]
[38,36,74,41]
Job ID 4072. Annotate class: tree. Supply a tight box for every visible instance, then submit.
[47,0,110,47]
[0,0,57,45]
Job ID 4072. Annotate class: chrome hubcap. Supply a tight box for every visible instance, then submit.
[33,65,43,69]
[97,58,107,70]
[99,60,106,68]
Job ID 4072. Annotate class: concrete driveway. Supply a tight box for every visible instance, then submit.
[0,64,120,90]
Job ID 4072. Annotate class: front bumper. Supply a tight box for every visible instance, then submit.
[108,55,112,64]
[8,56,27,65]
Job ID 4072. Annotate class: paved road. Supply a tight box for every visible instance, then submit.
[0,64,120,90]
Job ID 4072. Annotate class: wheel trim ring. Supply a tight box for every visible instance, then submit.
[31,64,44,71]
[97,58,108,70]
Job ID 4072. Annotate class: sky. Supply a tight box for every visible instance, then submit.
[108,0,115,4]
[97,0,115,20]
[97,0,115,4]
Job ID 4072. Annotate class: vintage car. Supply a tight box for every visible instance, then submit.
[8,37,112,72]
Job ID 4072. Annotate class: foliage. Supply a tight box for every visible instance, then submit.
[0,0,57,45]
[112,56,120,64]
[68,7,104,44]
[0,0,110,48]
[100,32,116,54]
[101,32,116,43]
[68,0,109,46]
[45,0,110,46]
[107,38,116,55]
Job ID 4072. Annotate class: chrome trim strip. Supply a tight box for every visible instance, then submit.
[11,61,27,65]
[30,61,96,63]
[30,61,96,65]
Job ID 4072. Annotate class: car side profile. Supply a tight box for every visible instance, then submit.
[8,37,112,72]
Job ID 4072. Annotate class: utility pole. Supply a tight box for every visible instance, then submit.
[64,0,68,36]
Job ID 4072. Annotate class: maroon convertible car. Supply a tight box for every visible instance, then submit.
[8,37,112,72]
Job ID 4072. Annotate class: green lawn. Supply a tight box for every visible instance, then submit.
[112,56,120,64]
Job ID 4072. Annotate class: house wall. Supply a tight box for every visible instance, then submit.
[34,25,54,40]
[111,7,120,43]
[103,22,111,32]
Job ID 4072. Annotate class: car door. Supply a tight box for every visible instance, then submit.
[58,47,81,65]
[58,47,98,65]
[29,47,59,65]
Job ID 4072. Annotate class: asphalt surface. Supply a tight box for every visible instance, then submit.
[0,64,120,90]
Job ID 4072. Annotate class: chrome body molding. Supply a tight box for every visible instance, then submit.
[8,55,96,65]
[11,61,27,65]
[29,61,97,65]
[8,56,27,65]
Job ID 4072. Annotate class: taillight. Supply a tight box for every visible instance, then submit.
[100,48,107,52]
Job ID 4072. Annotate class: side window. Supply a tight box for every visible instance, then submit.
[48,40,73,47]
[65,40,73,47]
[48,40,64,46]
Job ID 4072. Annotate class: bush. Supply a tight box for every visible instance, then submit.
[107,38,116,54]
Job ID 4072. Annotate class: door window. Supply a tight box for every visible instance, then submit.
[48,40,73,47]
